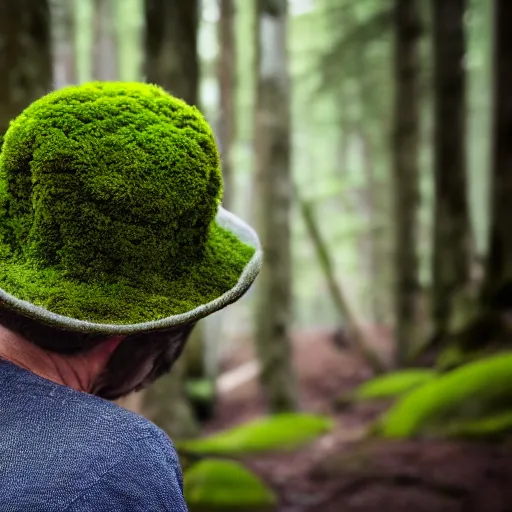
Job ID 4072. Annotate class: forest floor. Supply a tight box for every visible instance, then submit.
[203,329,512,512]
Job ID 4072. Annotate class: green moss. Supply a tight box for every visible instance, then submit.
[184,459,276,511]
[443,411,512,439]
[186,379,215,402]
[436,344,491,371]
[376,352,512,438]
[0,82,255,323]
[177,413,333,456]
[352,369,437,401]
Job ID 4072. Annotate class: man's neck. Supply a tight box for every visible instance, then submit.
[0,327,122,393]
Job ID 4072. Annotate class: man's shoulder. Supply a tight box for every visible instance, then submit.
[0,358,166,443]
[68,390,166,442]
[61,401,186,511]
[0,361,187,511]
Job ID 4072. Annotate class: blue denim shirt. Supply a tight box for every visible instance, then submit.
[0,359,188,511]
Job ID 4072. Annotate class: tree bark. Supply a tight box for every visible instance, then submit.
[431,0,472,341]
[483,0,512,306]
[142,0,201,439]
[218,0,236,210]
[254,0,299,413]
[392,0,423,365]
[144,0,198,105]
[0,0,53,135]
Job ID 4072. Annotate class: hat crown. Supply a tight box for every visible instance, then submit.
[0,82,222,284]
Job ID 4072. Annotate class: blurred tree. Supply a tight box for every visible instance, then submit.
[218,0,236,210]
[51,0,77,87]
[431,0,472,344]
[254,0,299,412]
[392,0,423,366]
[483,0,512,308]
[92,0,118,80]
[74,0,94,84]
[316,0,394,327]
[144,0,198,104]
[115,0,143,82]
[0,0,53,135]
[295,185,386,373]
[142,0,201,438]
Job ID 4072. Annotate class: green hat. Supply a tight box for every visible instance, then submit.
[0,82,262,334]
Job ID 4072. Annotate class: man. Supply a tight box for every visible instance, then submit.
[0,82,262,511]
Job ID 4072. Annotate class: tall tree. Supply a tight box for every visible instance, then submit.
[392,0,423,365]
[51,0,77,88]
[0,1,53,135]
[144,0,198,105]
[92,0,118,81]
[484,0,512,306]
[431,0,472,343]
[254,0,299,412]
[218,0,236,210]
[141,0,201,438]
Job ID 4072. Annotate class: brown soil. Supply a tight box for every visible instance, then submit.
[204,329,512,512]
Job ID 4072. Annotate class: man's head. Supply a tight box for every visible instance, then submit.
[0,82,261,397]
[0,303,194,399]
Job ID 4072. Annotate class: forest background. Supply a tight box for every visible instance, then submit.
[2,1,511,511]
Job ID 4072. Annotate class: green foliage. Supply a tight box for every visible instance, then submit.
[0,82,254,323]
[184,459,277,511]
[376,352,512,438]
[319,5,392,89]
[178,413,333,456]
[352,369,437,401]
[186,379,215,402]
[436,344,476,371]
[443,411,512,439]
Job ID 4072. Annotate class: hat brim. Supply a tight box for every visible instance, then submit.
[0,207,262,334]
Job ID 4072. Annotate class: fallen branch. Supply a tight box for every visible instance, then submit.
[293,183,387,374]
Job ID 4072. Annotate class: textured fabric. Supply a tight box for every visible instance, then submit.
[0,207,262,335]
[0,359,188,511]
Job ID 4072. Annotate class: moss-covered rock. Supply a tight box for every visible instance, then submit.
[178,413,333,456]
[351,369,437,401]
[376,352,512,438]
[184,459,277,512]
[0,82,255,324]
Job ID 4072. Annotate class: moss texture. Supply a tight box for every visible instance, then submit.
[0,82,255,324]
[376,352,512,438]
[442,410,512,439]
[178,413,333,456]
[352,369,437,401]
[184,459,277,511]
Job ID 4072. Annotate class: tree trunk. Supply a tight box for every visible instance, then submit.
[115,0,144,82]
[218,0,236,210]
[92,0,118,81]
[254,0,299,413]
[144,0,198,105]
[295,186,387,373]
[431,0,472,341]
[141,0,201,439]
[0,0,53,135]
[51,0,77,88]
[359,129,383,323]
[483,0,512,306]
[392,0,423,365]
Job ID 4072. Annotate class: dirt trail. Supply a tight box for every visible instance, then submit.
[205,330,512,512]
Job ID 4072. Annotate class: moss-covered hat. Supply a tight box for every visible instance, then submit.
[0,82,261,334]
